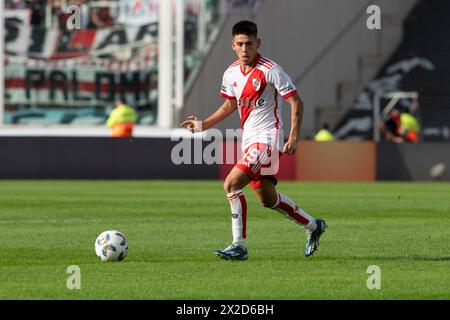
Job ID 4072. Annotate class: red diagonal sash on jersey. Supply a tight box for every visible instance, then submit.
[239,68,267,129]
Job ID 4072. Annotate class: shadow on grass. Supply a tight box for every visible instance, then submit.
[406,256,450,262]
[245,255,450,263]
[304,255,450,262]
[119,253,450,264]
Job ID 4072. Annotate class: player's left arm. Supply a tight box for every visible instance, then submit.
[283,93,304,155]
[267,65,303,155]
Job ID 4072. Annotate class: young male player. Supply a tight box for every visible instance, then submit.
[181,20,327,260]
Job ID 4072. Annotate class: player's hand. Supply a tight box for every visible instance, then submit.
[283,138,297,155]
[179,115,203,133]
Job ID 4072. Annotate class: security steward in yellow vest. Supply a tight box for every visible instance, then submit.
[107,100,138,138]
[314,123,335,142]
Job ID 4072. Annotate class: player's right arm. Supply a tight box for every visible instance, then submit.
[180,69,238,133]
[204,98,238,129]
[180,98,237,133]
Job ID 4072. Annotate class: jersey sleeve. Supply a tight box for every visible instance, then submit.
[220,70,236,100]
[267,65,297,99]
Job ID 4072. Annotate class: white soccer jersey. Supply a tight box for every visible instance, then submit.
[220,54,297,151]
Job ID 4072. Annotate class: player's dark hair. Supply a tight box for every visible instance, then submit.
[232,20,258,37]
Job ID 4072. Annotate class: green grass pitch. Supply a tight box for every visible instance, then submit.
[0,180,449,299]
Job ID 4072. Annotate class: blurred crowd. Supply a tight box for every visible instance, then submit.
[4,0,215,57]
[5,0,217,31]
[4,0,223,126]
[5,0,117,29]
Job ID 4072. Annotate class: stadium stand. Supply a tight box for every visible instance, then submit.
[335,0,450,142]
[3,0,225,128]
[6,0,448,142]
[183,0,418,138]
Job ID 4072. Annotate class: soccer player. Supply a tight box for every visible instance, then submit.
[181,20,326,260]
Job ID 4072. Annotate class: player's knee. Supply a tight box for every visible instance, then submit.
[223,179,237,194]
[259,197,277,208]
[224,177,246,194]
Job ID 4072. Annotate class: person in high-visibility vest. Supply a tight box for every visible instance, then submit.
[399,108,420,143]
[107,100,138,138]
[314,123,335,142]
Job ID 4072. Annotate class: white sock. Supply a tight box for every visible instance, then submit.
[272,193,317,232]
[227,190,247,247]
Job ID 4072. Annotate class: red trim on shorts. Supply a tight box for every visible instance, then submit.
[249,177,278,190]
[236,163,256,180]
[235,142,282,190]
[235,163,278,190]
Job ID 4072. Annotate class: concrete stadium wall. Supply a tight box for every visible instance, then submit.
[377,143,450,180]
[296,141,376,181]
[1,138,448,181]
[0,137,218,179]
[295,141,450,181]
[183,0,418,137]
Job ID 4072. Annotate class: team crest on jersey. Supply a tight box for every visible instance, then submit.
[252,78,261,91]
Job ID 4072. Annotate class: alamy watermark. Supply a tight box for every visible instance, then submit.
[65,6,82,31]
[367,5,381,30]
[66,265,81,289]
[65,4,381,31]
[171,128,280,176]
[366,265,381,290]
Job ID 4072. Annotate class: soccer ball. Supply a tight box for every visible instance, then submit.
[95,230,128,261]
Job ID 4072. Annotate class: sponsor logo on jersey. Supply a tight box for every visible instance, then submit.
[256,99,266,107]
[221,85,228,93]
[232,81,238,87]
[238,99,266,108]
[278,84,295,94]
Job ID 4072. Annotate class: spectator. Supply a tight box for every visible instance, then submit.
[6,0,27,9]
[314,123,335,142]
[399,106,420,143]
[27,0,45,26]
[107,99,138,138]
[87,6,115,29]
[379,107,403,143]
[52,0,71,28]
[51,0,90,29]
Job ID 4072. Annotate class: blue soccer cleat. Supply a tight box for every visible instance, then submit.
[214,244,248,261]
[304,219,327,257]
